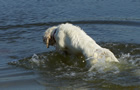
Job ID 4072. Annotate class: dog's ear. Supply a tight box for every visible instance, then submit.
[43,33,51,48]
[46,35,51,48]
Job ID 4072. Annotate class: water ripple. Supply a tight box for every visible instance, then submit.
[0,19,140,30]
[8,43,140,88]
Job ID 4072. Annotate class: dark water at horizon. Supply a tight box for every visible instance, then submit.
[0,0,140,89]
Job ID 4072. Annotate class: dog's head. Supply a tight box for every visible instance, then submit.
[43,26,57,48]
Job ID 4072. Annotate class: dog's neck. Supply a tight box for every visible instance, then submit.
[51,29,57,42]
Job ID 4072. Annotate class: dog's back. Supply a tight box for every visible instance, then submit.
[56,23,101,56]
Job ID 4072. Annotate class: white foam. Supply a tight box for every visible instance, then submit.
[29,54,47,68]
[88,58,120,74]
[118,53,140,66]
[30,54,40,64]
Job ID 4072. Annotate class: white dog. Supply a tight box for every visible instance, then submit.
[43,23,119,67]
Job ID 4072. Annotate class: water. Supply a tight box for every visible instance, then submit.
[0,0,140,89]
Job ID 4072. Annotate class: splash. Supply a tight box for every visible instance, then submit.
[8,51,139,73]
[8,47,140,88]
[88,57,120,73]
[8,53,48,69]
[119,53,140,66]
